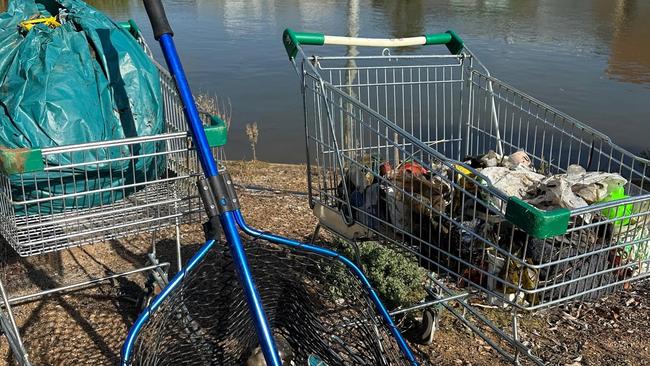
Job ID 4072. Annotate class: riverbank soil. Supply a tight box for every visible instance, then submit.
[0,161,648,365]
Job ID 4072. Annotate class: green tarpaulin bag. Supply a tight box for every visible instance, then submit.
[0,0,165,215]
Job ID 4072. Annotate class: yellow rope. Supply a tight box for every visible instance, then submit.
[19,17,61,32]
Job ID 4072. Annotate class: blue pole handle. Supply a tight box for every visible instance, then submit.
[143,0,174,40]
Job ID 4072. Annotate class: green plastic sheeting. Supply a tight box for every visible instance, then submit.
[0,0,165,216]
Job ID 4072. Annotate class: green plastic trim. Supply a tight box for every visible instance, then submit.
[0,147,44,175]
[118,19,141,38]
[505,197,570,239]
[424,33,452,45]
[424,30,464,54]
[204,115,228,147]
[445,30,464,55]
[283,28,325,59]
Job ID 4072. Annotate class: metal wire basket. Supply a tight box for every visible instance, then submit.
[0,24,223,257]
[0,22,226,366]
[286,29,650,311]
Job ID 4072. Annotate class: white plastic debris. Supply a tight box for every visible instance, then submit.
[480,150,502,168]
[478,155,628,221]
[528,164,627,211]
[527,177,589,211]
[560,164,627,204]
[481,166,546,199]
[479,150,534,170]
[509,150,533,168]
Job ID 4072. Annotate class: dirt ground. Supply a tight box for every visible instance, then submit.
[0,161,649,366]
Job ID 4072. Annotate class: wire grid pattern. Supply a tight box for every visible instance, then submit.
[129,241,414,366]
[466,71,650,189]
[467,70,650,307]
[299,50,650,310]
[0,133,190,256]
[0,49,222,257]
[312,54,465,158]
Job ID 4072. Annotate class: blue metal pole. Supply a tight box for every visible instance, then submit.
[126,29,281,366]
[158,34,219,178]
[221,211,283,366]
[154,34,281,366]
[232,211,420,366]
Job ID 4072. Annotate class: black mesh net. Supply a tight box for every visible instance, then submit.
[129,239,415,365]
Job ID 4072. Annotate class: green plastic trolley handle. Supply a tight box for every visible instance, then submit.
[283,28,464,59]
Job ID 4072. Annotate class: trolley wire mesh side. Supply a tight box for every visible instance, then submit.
[303,78,506,295]
[309,54,468,158]
[128,240,417,366]
[466,70,650,188]
[0,133,194,257]
[466,70,650,308]
[302,70,650,310]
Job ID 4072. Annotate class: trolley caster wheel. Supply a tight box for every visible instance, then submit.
[136,274,163,313]
[405,307,438,345]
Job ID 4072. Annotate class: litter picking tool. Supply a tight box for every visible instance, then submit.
[121,1,420,365]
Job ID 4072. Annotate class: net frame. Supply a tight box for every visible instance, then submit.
[127,239,420,366]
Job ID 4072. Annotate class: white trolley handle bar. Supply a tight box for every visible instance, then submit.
[324,35,427,47]
[283,28,464,59]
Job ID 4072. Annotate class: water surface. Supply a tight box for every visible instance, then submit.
[4,0,650,162]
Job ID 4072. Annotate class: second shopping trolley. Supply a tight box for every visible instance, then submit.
[284,29,650,311]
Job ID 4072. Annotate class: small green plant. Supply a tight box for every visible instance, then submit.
[326,241,426,310]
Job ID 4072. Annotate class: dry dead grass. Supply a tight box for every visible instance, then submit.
[0,161,648,366]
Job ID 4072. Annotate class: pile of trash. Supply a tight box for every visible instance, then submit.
[477,151,626,216]
[335,150,650,306]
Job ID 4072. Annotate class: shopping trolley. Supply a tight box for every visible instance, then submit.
[284,28,650,313]
[122,1,419,365]
[0,21,227,365]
